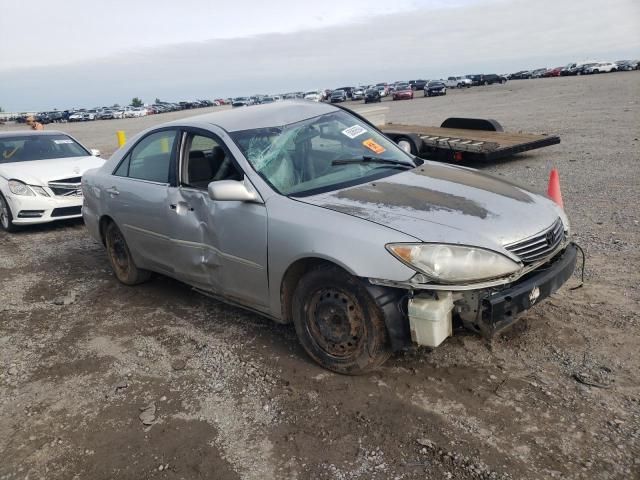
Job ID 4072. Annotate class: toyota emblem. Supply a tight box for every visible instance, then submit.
[545,230,555,245]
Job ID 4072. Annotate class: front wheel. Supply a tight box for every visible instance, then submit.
[104,221,151,285]
[0,193,18,232]
[292,265,391,374]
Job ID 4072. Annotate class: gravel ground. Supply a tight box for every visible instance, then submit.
[1,72,639,480]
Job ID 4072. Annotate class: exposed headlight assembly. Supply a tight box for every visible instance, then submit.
[8,179,34,196]
[387,243,522,283]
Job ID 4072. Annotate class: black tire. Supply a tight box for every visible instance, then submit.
[0,192,18,232]
[500,79,506,84]
[483,80,489,85]
[292,265,391,374]
[104,221,151,285]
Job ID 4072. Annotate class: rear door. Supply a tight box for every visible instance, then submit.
[107,129,179,274]
[165,128,269,310]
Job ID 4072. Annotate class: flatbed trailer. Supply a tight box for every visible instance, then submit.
[379,117,560,162]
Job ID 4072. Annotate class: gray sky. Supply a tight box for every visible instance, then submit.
[1,0,638,111]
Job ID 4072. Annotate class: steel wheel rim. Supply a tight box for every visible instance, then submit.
[0,196,9,229]
[108,228,130,276]
[306,288,364,358]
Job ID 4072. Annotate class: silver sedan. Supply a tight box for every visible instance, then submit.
[82,101,577,373]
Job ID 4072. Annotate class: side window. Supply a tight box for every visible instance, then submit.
[120,130,177,183]
[183,133,242,189]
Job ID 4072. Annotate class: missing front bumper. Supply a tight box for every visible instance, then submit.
[475,242,579,337]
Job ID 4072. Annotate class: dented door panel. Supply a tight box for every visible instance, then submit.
[166,186,269,309]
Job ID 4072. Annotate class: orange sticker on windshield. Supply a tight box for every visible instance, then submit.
[362,138,386,154]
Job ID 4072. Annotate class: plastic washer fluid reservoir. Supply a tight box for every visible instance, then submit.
[408,292,454,347]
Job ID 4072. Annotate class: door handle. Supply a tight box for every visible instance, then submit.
[106,187,119,196]
[170,204,194,212]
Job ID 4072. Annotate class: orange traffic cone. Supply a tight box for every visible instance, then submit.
[547,168,564,208]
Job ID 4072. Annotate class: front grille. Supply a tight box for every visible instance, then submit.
[51,206,82,217]
[49,177,82,197]
[505,218,565,264]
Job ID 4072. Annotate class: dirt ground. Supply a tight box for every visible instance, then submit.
[1,72,639,480]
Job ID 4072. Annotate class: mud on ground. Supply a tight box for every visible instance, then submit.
[1,72,639,479]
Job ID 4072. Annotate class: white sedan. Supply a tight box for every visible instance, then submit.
[0,131,105,232]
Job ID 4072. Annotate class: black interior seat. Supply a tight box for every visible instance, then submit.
[187,150,212,187]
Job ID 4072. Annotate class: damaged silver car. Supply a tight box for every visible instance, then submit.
[83,101,577,374]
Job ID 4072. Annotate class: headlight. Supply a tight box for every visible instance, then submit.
[8,180,35,196]
[387,243,522,283]
[30,186,50,197]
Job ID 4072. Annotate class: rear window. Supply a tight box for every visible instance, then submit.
[0,134,89,163]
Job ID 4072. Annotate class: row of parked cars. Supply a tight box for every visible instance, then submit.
[508,60,639,79]
[12,99,223,125]
[323,74,505,105]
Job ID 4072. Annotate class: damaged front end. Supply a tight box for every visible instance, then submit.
[369,242,579,350]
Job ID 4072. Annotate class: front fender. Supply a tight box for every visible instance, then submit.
[266,196,419,320]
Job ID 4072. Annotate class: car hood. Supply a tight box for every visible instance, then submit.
[0,156,106,185]
[296,162,565,253]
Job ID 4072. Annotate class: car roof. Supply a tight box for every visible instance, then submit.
[0,130,68,138]
[166,100,339,133]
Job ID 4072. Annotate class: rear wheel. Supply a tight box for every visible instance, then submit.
[292,265,391,374]
[104,221,151,285]
[0,193,18,232]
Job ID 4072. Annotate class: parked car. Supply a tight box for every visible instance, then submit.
[364,88,381,103]
[82,101,576,374]
[411,79,428,90]
[584,62,618,74]
[329,90,347,103]
[351,88,366,101]
[508,71,531,80]
[445,76,471,88]
[530,68,548,78]
[97,110,115,120]
[392,83,414,100]
[375,83,390,96]
[574,63,598,75]
[303,91,323,102]
[335,87,354,99]
[615,60,636,71]
[424,81,446,97]
[0,131,104,232]
[232,97,251,107]
[479,74,507,85]
[68,111,86,122]
[465,74,483,86]
[542,67,562,77]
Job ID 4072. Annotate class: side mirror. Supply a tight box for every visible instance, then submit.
[208,180,262,203]
[90,149,101,157]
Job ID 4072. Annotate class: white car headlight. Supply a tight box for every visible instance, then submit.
[8,180,35,196]
[29,186,50,197]
[387,243,522,283]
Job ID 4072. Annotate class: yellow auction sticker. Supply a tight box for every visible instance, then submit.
[362,138,386,155]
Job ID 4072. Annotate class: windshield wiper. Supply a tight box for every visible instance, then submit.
[331,156,414,167]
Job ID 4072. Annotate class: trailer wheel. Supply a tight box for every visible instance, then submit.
[484,80,489,86]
